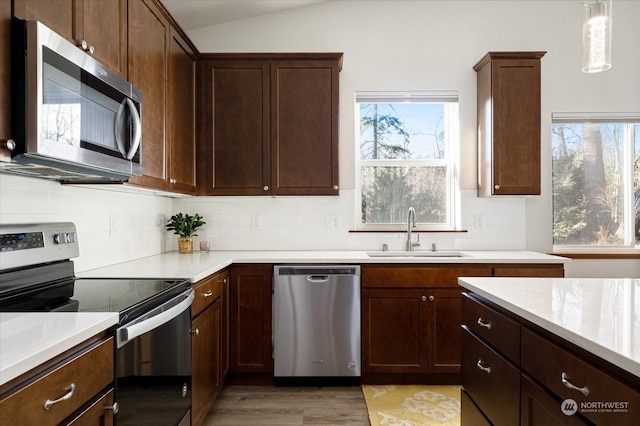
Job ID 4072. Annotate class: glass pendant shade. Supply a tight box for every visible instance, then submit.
[582,0,612,73]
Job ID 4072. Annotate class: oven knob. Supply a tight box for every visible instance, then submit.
[66,233,76,243]
[54,233,68,244]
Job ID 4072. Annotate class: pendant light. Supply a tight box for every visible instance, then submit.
[582,0,612,73]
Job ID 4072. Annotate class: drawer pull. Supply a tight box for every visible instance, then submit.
[561,372,590,396]
[44,383,76,410]
[477,318,492,329]
[476,359,492,374]
[105,402,120,415]
[203,290,213,297]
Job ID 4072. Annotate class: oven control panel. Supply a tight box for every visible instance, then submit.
[0,222,79,271]
[1,231,45,251]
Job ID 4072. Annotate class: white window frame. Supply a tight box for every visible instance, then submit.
[551,112,640,253]
[355,92,460,231]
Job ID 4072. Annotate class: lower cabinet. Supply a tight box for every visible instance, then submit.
[362,288,462,377]
[462,292,639,426]
[0,335,115,425]
[229,264,273,378]
[190,269,229,426]
[361,265,493,383]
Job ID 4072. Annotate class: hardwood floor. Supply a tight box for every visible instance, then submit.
[202,386,371,425]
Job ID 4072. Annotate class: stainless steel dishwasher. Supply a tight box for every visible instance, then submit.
[273,265,361,383]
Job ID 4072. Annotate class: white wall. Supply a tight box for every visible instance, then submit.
[1,1,638,277]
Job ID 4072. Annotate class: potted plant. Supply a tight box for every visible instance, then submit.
[166,213,206,254]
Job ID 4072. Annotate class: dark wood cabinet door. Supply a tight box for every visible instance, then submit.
[197,60,270,195]
[362,289,428,374]
[191,300,221,426]
[475,52,545,196]
[427,289,462,374]
[13,0,74,41]
[270,60,339,195]
[521,374,590,426]
[167,28,196,194]
[78,0,127,78]
[491,58,542,195]
[13,0,127,78]
[230,264,272,373]
[1,0,10,162]
[127,0,169,190]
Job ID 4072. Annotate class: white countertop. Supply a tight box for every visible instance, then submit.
[79,250,569,283]
[0,251,567,388]
[458,277,640,378]
[0,312,118,386]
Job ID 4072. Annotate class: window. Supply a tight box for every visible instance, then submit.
[355,92,459,230]
[551,113,640,250]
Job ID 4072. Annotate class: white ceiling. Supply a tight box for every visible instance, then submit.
[161,0,329,31]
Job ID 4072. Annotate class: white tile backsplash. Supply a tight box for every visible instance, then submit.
[1,174,527,271]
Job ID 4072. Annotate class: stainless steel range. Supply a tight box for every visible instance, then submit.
[0,223,193,426]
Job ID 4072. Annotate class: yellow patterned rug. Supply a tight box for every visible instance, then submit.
[362,385,461,426]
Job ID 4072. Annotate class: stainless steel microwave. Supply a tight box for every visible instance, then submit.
[4,19,142,182]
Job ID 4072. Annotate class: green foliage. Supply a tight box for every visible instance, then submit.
[165,213,206,238]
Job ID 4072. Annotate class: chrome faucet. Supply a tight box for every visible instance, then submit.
[405,207,419,251]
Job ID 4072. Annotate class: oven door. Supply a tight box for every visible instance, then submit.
[115,289,193,426]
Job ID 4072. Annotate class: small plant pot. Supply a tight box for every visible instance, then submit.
[178,237,194,254]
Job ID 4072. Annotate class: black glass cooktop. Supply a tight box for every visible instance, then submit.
[0,276,190,323]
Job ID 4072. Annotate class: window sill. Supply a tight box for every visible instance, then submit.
[552,250,640,260]
[349,229,468,233]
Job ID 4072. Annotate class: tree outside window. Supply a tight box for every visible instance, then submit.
[552,115,640,249]
[356,93,458,230]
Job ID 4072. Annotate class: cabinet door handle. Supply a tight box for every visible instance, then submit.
[476,359,491,374]
[203,290,213,297]
[421,296,427,302]
[190,328,200,335]
[477,318,492,329]
[44,383,76,410]
[263,186,269,191]
[428,295,435,302]
[561,372,589,396]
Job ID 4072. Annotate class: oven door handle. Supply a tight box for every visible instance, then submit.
[116,289,194,349]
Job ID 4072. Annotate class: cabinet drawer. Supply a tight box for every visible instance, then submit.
[462,329,519,426]
[462,294,520,363]
[362,265,492,288]
[0,337,114,425]
[521,328,640,426]
[461,390,492,426]
[192,275,221,318]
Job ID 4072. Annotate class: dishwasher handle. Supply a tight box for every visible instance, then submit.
[306,275,330,283]
[117,288,194,348]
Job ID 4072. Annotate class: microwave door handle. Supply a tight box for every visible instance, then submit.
[125,98,142,160]
[114,99,128,158]
[116,289,194,349]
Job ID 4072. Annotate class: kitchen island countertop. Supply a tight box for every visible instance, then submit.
[0,312,118,386]
[78,250,569,283]
[458,277,640,379]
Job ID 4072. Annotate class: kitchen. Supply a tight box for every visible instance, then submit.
[0,0,638,425]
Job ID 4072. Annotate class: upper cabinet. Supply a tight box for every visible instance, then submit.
[126,0,196,195]
[474,51,546,197]
[12,0,128,78]
[197,53,342,196]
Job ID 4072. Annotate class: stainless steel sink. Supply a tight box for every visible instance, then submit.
[366,251,469,258]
